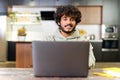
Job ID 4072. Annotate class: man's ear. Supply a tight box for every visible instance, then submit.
[58,22,60,25]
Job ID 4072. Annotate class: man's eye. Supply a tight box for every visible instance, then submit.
[63,18,67,21]
[71,18,75,21]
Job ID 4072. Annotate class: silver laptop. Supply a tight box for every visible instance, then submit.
[32,41,89,77]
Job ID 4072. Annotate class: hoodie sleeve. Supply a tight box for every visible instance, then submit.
[89,43,96,68]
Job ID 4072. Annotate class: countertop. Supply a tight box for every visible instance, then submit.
[89,40,102,42]
[0,67,119,80]
[8,40,103,42]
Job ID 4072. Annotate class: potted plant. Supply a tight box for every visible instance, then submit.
[17,26,27,41]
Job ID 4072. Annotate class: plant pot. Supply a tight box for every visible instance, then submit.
[18,36,26,41]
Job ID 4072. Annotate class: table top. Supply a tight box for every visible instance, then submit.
[0,68,119,80]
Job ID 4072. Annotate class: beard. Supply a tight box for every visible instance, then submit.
[59,24,76,34]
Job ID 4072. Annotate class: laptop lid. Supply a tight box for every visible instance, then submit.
[32,41,89,77]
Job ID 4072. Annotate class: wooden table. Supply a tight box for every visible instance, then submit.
[0,68,119,80]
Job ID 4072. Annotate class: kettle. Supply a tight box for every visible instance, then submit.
[90,34,95,40]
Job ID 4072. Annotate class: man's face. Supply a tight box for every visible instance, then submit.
[58,15,77,34]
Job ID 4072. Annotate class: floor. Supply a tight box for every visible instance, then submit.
[95,62,120,68]
[0,61,16,68]
[0,61,120,68]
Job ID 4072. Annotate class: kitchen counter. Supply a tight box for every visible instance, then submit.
[89,40,102,42]
[8,39,103,42]
[0,67,119,80]
[9,40,103,66]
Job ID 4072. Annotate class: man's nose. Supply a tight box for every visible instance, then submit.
[67,19,72,24]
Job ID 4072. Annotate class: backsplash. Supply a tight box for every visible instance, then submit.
[6,6,102,41]
[77,24,101,40]
[7,20,101,41]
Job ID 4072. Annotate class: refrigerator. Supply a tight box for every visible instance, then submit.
[0,16,7,61]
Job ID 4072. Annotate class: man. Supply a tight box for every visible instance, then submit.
[43,5,95,68]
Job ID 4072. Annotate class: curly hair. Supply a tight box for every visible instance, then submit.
[55,5,82,25]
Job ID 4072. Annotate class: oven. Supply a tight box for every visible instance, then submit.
[102,25,119,51]
[102,38,119,51]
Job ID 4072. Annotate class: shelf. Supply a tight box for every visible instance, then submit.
[10,13,40,16]
[10,22,40,25]
[15,14,39,16]
[9,13,40,25]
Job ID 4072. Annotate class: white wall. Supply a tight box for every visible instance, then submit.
[7,6,101,41]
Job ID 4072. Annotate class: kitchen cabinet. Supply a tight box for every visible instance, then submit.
[103,0,119,25]
[8,0,40,6]
[8,0,24,5]
[78,6,102,25]
[16,42,32,68]
[91,42,102,62]
[91,41,120,62]
[102,51,120,62]
[39,0,55,6]
[55,0,72,6]
[0,0,8,15]
[24,0,40,6]
[15,41,120,68]
[7,41,16,61]
[8,0,72,6]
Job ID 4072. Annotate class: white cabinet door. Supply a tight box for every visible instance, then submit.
[103,0,119,25]
[55,0,72,6]
[0,16,7,61]
[24,0,40,6]
[39,0,55,6]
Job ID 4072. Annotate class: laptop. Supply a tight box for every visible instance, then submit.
[32,41,89,77]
